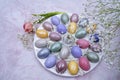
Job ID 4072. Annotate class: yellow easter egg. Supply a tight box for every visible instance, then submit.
[68,22,77,34]
[36,29,48,38]
[68,60,79,75]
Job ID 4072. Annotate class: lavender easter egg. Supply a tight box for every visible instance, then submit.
[76,39,90,49]
[71,46,82,58]
[35,39,47,48]
[42,21,53,31]
[70,13,79,23]
[56,60,67,73]
[51,16,60,26]
[37,48,50,59]
[57,24,67,34]
[49,32,61,41]
[45,55,57,68]
[79,56,90,71]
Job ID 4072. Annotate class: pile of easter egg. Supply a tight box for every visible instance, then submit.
[34,13,102,76]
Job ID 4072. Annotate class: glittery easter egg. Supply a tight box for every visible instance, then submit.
[70,13,79,23]
[56,60,67,73]
[89,43,101,52]
[71,46,82,58]
[59,46,70,59]
[50,42,62,52]
[68,22,77,34]
[36,29,48,38]
[49,32,61,41]
[51,16,60,26]
[78,18,89,28]
[57,24,67,34]
[68,61,79,75]
[35,39,47,48]
[79,56,90,71]
[37,48,50,59]
[75,29,87,39]
[61,13,69,24]
[42,21,53,31]
[45,55,57,68]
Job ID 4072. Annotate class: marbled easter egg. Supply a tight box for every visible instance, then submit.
[79,56,90,71]
[71,46,82,58]
[86,52,99,63]
[36,29,48,38]
[42,21,53,31]
[57,24,67,34]
[76,39,90,49]
[78,18,89,28]
[35,39,47,48]
[59,46,70,59]
[68,61,79,75]
[68,22,77,34]
[50,42,62,52]
[49,32,61,41]
[37,48,50,59]
[45,55,57,68]
[56,60,67,73]
[75,29,87,39]
[89,43,101,53]
[70,13,79,23]
[61,13,69,24]
[51,16,60,26]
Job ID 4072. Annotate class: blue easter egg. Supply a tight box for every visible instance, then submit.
[57,24,67,34]
[71,46,82,58]
[51,16,60,26]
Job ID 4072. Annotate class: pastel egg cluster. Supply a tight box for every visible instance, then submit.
[35,13,101,76]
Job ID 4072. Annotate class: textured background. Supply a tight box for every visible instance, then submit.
[0,0,120,80]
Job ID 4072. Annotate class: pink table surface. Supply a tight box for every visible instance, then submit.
[0,0,120,80]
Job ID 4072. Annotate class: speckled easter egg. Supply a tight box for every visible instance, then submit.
[45,55,57,68]
[61,13,69,24]
[42,21,53,31]
[59,46,70,59]
[35,39,47,48]
[70,13,79,23]
[75,29,87,39]
[50,42,62,52]
[68,61,79,75]
[56,60,67,73]
[57,24,67,34]
[71,46,82,58]
[78,18,89,28]
[76,39,90,49]
[68,22,77,34]
[79,56,90,71]
[37,48,50,59]
[36,29,48,38]
[51,16,60,26]
[86,52,99,63]
[49,32,61,41]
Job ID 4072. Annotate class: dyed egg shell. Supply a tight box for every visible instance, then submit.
[59,46,70,59]
[56,60,67,73]
[51,16,60,26]
[68,61,79,75]
[36,29,48,38]
[89,43,101,52]
[45,55,57,68]
[61,13,69,24]
[37,48,50,59]
[49,32,61,41]
[71,46,82,58]
[79,56,90,71]
[50,42,62,52]
[86,52,99,63]
[70,13,79,23]
[78,18,89,28]
[75,29,87,39]
[57,24,67,34]
[42,21,53,31]
[68,22,77,34]
[76,39,90,49]
[23,22,33,33]
[35,39,47,48]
